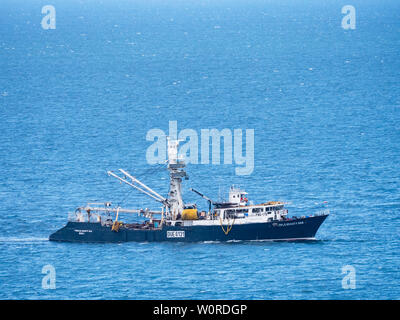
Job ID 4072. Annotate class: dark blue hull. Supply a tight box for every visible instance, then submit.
[49,215,328,243]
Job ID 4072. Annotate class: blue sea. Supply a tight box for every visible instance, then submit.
[0,0,399,299]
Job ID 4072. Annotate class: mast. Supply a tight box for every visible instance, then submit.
[107,138,187,220]
[167,138,187,219]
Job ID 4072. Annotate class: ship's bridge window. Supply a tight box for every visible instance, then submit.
[235,209,248,214]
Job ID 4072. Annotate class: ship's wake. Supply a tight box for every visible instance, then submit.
[0,237,48,243]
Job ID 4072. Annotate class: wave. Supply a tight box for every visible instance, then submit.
[0,237,48,243]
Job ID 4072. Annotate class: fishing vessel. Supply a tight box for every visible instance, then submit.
[49,138,329,243]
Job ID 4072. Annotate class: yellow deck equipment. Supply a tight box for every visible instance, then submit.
[182,208,198,220]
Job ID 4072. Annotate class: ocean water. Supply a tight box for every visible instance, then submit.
[0,0,399,299]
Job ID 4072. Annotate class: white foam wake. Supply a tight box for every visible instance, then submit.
[0,237,48,243]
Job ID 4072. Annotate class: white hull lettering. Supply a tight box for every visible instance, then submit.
[167,231,185,238]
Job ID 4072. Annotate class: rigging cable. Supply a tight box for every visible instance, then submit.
[115,164,165,207]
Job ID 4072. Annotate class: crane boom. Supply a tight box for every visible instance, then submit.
[107,171,168,206]
[119,169,166,203]
[189,188,216,214]
[189,188,214,203]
